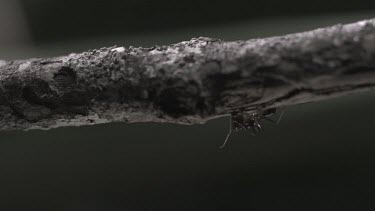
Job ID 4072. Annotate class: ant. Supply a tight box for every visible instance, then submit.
[219,108,284,148]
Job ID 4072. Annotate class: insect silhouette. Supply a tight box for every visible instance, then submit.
[219,108,284,148]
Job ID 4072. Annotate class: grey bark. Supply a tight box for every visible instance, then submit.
[1,19,375,131]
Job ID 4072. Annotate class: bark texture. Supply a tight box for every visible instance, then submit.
[1,19,375,131]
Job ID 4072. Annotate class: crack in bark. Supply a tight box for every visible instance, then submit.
[263,83,375,109]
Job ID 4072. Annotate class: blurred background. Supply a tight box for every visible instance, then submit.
[0,0,375,210]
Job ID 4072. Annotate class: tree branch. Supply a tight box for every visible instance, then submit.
[1,18,375,131]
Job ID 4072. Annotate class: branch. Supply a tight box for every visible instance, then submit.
[1,18,375,131]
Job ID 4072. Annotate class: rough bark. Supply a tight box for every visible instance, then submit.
[1,19,375,131]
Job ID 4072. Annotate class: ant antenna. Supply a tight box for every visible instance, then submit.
[219,115,232,149]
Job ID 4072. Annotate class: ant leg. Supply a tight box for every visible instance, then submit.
[261,116,276,124]
[234,121,247,131]
[276,110,285,125]
[219,115,232,149]
[261,110,285,125]
[249,125,259,135]
[248,127,256,136]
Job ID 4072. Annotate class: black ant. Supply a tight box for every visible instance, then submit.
[219,108,284,148]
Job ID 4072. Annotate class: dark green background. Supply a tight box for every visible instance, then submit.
[1,1,375,210]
